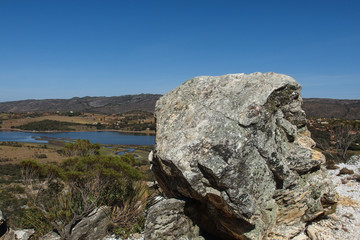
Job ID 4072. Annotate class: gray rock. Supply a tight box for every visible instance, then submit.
[144,199,204,240]
[39,232,61,240]
[13,229,34,240]
[0,211,33,240]
[0,230,14,240]
[0,210,13,240]
[348,155,360,165]
[70,206,110,240]
[148,72,337,239]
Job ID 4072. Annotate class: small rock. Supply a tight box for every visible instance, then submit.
[348,155,360,165]
[13,229,34,240]
[337,168,354,176]
[307,225,331,240]
[39,232,61,240]
[292,232,310,240]
[350,174,360,182]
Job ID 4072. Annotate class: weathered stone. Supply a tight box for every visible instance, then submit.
[13,229,34,240]
[39,232,61,240]
[337,167,354,175]
[144,199,204,240]
[0,230,14,240]
[148,72,337,239]
[0,210,14,240]
[348,155,360,165]
[70,206,110,240]
[292,232,310,240]
[0,210,6,239]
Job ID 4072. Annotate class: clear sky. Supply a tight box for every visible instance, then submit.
[0,0,359,102]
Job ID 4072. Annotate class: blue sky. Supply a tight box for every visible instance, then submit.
[0,0,359,102]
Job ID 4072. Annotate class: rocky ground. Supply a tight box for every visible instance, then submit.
[1,159,359,240]
[306,160,360,240]
[104,158,360,240]
[109,160,360,240]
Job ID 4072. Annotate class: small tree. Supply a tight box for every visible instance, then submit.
[309,121,360,162]
[62,139,100,157]
[333,124,359,160]
[308,125,338,162]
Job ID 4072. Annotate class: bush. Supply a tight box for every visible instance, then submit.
[0,141,23,147]
[17,120,79,131]
[20,155,148,239]
[35,153,47,158]
[62,139,100,157]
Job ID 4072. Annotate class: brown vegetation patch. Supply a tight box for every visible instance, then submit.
[0,143,66,164]
[337,168,355,176]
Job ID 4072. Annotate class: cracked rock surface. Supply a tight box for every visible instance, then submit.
[147,72,337,239]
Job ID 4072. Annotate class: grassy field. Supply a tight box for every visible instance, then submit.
[0,142,66,164]
[0,141,153,164]
[0,112,156,134]
[0,114,100,130]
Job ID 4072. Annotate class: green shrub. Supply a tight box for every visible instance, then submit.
[17,119,79,131]
[20,155,147,239]
[0,141,23,147]
[35,153,47,158]
[62,139,100,157]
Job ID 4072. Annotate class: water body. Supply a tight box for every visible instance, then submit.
[0,131,155,145]
[116,148,135,155]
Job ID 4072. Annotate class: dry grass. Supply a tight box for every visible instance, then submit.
[1,113,156,134]
[1,115,103,129]
[0,143,67,164]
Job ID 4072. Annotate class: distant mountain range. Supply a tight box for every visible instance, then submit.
[0,95,359,120]
[0,94,161,115]
[302,98,360,120]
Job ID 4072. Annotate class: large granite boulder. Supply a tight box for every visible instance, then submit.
[147,72,337,239]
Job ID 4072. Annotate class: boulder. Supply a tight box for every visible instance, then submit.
[0,210,14,240]
[70,206,110,240]
[348,155,360,165]
[13,229,34,240]
[0,210,6,238]
[39,232,61,240]
[148,72,337,239]
[145,199,204,240]
[1,210,34,240]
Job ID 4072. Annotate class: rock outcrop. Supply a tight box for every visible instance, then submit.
[145,199,204,240]
[70,206,110,240]
[13,229,35,240]
[40,207,110,240]
[146,72,337,239]
[304,161,360,240]
[0,209,34,240]
[0,210,14,240]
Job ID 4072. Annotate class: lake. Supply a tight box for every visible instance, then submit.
[0,131,155,145]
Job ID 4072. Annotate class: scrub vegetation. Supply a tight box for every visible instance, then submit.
[0,140,156,239]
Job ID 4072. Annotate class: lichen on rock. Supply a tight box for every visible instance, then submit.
[146,72,337,240]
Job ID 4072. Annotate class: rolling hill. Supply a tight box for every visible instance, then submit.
[302,98,360,120]
[0,94,162,114]
[0,95,359,119]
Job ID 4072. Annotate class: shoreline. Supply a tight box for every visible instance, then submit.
[0,128,155,135]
